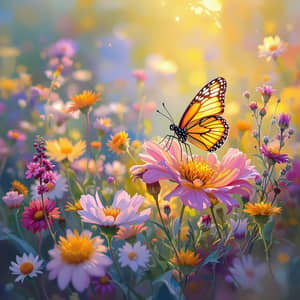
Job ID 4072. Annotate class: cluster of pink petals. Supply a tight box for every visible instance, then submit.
[2,191,24,209]
[131,141,257,212]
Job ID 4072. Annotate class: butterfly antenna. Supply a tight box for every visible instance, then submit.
[156,109,172,122]
[162,102,175,123]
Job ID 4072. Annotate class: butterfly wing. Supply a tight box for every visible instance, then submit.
[186,116,229,152]
[179,77,226,129]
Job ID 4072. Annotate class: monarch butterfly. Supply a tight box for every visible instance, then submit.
[158,77,229,154]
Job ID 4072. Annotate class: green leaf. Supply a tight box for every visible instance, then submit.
[0,233,37,256]
[263,219,274,242]
[153,270,183,300]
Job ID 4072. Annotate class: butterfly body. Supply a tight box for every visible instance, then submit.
[164,77,229,152]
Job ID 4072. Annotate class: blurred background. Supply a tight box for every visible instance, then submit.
[0,0,299,150]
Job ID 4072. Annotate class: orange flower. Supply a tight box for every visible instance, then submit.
[67,90,101,113]
[107,131,130,154]
[90,141,101,149]
[236,120,252,132]
[244,202,281,216]
[11,180,28,196]
[171,250,201,267]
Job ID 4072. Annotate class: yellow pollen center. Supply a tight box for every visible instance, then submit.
[128,251,137,260]
[180,160,215,188]
[59,233,95,264]
[11,132,21,139]
[102,206,121,219]
[60,145,73,154]
[99,276,110,285]
[19,262,34,275]
[33,210,44,221]
[268,146,280,155]
[269,44,278,51]
[46,182,55,191]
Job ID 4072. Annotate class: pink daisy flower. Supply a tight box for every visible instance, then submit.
[47,229,112,292]
[130,140,257,212]
[21,198,60,233]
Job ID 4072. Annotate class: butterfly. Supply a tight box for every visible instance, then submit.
[158,77,229,154]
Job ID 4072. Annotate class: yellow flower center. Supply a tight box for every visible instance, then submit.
[59,231,95,264]
[10,131,21,139]
[46,182,55,191]
[33,210,45,221]
[268,146,280,155]
[179,160,215,188]
[60,144,73,154]
[127,251,137,260]
[102,206,121,219]
[99,275,110,285]
[269,44,278,51]
[19,262,34,275]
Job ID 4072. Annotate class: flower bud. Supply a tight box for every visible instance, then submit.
[163,205,171,216]
[146,182,161,198]
[259,107,267,117]
[263,136,269,144]
[248,102,257,111]
[199,214,211,228]
[243,91,250,99]
[288,128,294,135]
[255,175,262,185]
[262,170,269,177]
[278,113,291,131]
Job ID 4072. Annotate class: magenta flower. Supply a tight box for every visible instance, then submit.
[92,274,114,294]
[21,198,60,233]
[130,140,257,212]
[47,39,77,58]
[261,143,288,164]
[132,69,147,82]
[256,85,276,103]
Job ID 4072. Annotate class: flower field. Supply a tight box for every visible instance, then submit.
[0,1,300,299]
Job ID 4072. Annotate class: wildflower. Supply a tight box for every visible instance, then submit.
[115,224,147,241]
[105,160,126,180]
[47,39,77,58]
[72,158,103,175]
[72,69,92,81]
[47,230,112,292]
[258,35,287,61]
[2,191,24,209]
[107,131,130,154]
[7,130,26,141]
[229,218,248,240]
[244,202,281,217]
[9,253,43,283]
[46,138,86,162]
[94,117,112,134]
[236,120,252,132]
[118,241,150,272]
[21,198,60,233]
[278,113,291,131]
[248,102,258,111]
[243,91,250,99]
[256,85,276,103]
[170,250,201,268]
[132,69,147,82]
[79,190,151,229]
[228,255,267,292]
[26,137,57,195]
[11,180,28,197]
[254,175,262,185]
[65,200,83,212]
[90,141,101,149]
[277,252,290,264]
[199,214,211,228]
[261,142,288,164]
[286,159,300,197]
[131,140,257,212]
[67,90,101,113]
[92,274,114,294]
[31,173,68,199]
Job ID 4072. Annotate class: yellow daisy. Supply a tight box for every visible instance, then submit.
[46,138,86,162]
[11,180,28,196]
[107,131,130,154]
[67,90,101,113]
[244,202,281,216]
[171,250,201,267]
[65,200,83,212]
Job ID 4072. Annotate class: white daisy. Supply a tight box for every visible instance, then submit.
[79,190,151,227]
[31,173,68,199]
[9,253,43,283]
[47,229,112,292]
[118,241,150,272]
[228,255,267,292]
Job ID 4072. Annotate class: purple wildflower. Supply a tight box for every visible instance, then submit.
[278,113,291,131]
[261,143,288,164]
[256,85,276,103]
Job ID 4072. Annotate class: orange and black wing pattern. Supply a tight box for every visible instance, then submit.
[179,77,229,152]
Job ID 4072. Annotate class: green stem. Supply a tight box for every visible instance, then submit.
[153,195,179,261]
[177,205,186,249]
[210,206,222,240]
